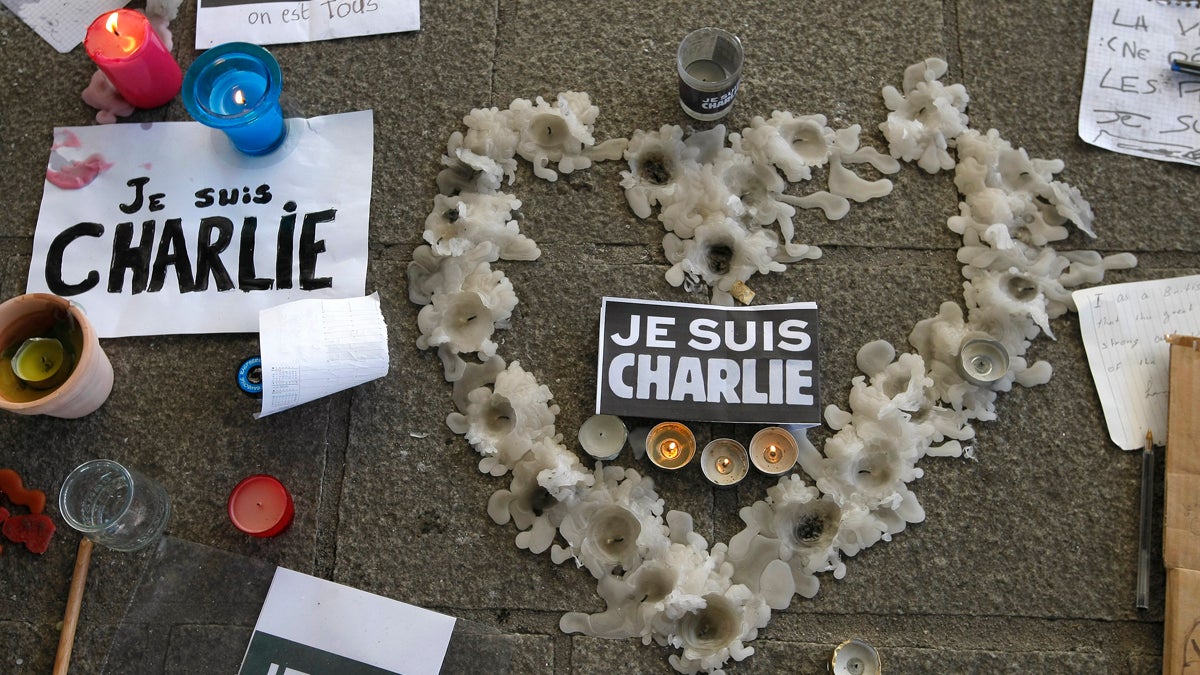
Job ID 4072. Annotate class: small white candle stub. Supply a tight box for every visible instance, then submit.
[578,414,628,460]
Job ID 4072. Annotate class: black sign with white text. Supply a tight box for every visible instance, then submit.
[596,297,820,425]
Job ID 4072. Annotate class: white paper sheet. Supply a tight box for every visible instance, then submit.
[257,292,388,417]
[28,110,374,337]
[1079,0,1200,166]
[195,0,419,49]
[1073,275,1200,450]
[0,0,127,53]
[238,567,455,675]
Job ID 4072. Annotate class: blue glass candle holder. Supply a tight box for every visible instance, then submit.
[182,42,286,156]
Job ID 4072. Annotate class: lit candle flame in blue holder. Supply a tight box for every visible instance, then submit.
[182,42,286,156]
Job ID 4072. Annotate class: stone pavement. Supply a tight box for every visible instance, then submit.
[0,1,1192,673]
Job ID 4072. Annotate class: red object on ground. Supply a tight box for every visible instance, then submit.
[228,475,295,537]
[83,10,182,109]
[0,468,46,514]
[3,513,56,554]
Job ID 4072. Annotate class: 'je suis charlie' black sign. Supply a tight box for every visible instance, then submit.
[595,297,820,425]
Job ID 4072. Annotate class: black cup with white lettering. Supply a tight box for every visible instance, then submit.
[677,28,743,121]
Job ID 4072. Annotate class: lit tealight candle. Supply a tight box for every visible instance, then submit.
[11,338,70,390]
[182,42,287,156]
[645,422,696,470]
[84,10,182,109]
[228,474,294,537]
[749,427,799,475]
[700,439,749,487]
[578,414,628,461]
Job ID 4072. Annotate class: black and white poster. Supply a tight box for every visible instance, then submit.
[596,297,821,425]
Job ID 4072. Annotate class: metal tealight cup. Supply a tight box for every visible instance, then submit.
[645,421,696,470]
[956,335,1010,387]
[700,439,749,487]
[749,426,798,475]
[829,638,881,675]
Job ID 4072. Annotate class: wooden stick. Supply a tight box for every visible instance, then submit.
[53,538,93,675]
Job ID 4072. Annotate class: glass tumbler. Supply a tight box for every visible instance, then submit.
[59,459,171,552]
[677,27,744,121]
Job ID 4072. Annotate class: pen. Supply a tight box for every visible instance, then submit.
[1170,58,1200,77]
[1137,430,1154,610]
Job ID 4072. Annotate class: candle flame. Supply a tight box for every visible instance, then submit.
[764,444,782,463]
[716,456,732,474]
[105,12,137,52]
[234,89,246,106]
[660,440,680,460]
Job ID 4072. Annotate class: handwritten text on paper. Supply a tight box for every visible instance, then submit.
[1074,275,1200,450]
[1080,0,1200,165]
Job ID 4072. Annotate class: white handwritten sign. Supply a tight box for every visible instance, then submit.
[195,0,419,49]
[28,110,374,338]
[1080,0,1200,165]
[1073,275,1200,450]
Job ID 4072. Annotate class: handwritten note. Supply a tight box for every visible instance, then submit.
[1079,0,1200,166]
[1073,275,1200,450]
[256,292,389,418]
[196,0,419,49]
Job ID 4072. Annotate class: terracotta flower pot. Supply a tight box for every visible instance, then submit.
[0,294,113,418]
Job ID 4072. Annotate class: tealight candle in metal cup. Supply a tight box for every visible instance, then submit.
[956,335,1010,387]
[749,426,798,475]
[829,638,881,675]
[578,414,628,461]
[700,439,749,487]
[645,422,696,470]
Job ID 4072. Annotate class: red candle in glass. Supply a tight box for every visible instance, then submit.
[83,10,182,109]
[228,475,294,537]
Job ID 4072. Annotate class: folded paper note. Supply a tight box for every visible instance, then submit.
[1073,275,1200,450]
[256,293,389,418]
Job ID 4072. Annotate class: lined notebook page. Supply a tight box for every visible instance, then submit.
[1079,0,1200,166]
[1074,275,1200,450]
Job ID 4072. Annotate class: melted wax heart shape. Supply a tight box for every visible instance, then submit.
[410,60,1136,674]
